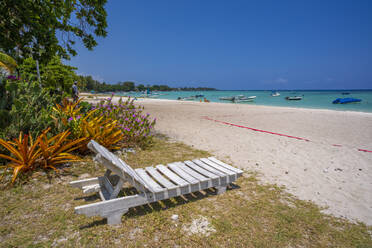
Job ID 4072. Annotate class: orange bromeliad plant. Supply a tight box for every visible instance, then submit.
[0,129,87,184]
[0,133,41,183]
[80,116,124,150]
[37,129,87,171]
[52,98,84,119]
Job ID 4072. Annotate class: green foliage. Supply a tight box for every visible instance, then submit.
[0,0,108,64]
[19,57,77,93]
[78,75,217,93]
[0,81,57,140]
[79,101,93,115]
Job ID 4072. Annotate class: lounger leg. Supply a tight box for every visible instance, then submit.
[105,209,128,225]
[216,186,226,195]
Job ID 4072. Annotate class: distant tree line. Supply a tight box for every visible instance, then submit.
[78,75,216,92]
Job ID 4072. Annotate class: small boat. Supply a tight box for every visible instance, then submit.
[285,96,302,100]
[271,91,280,97]
[219,96,235,101]
[234,98,254,103]
[240,96,256,100]
[220,95,256,101]
[177,96,196,101]
[341,92,350,95]
[332,98,361,104]
[233,96,256,103]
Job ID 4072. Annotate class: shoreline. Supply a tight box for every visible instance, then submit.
[81,92,372,115]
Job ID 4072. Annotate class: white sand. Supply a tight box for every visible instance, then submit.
[97,96,372,225]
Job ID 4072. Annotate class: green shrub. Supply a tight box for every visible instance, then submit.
[0,80,57,140]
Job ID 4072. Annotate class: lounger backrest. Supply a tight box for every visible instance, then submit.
[87,140,155,193]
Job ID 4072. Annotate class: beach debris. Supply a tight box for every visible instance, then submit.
[334,168,343,172]
[171,214,179,221]
[79,173,91,179]
[114,150,123,156]
[304,168,308,171]
[182,216,216,237]
[359,168,362,171]
[123,148,136,153]
[323,168,328,173]
[128,228,142,240]
[52,237,67,247]
[285,171,289,174]
[42,184,52,190]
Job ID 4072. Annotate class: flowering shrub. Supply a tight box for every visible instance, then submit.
[95,96,156,147]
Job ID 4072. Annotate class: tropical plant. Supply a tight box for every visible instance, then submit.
[0,129,85,184]
[0,132,41,183]
[37,129,86,171]
[79,116,124,151]
[52,98,83,119]
[0,81,57,140]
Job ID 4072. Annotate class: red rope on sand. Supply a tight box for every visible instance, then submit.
[202,116,372,153]
[202,116,310,141]
[358,148,372,153]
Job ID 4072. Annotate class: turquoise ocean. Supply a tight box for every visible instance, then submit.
[120,90,372,113]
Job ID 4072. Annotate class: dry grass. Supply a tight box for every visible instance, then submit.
[0,136,371,247]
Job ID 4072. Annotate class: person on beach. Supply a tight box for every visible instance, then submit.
[72,81,79,102]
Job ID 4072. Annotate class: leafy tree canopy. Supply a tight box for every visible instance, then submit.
[19,56,78,93]
[0,0,108,64]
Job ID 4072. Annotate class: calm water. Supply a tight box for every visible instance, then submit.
[119,90,372,113]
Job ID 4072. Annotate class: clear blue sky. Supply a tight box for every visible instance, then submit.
[68,0,372,90]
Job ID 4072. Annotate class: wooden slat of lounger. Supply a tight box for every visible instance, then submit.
[183,161,221,187]
[174,162,208,181]
[168,163,199,184]
[167,163,202,192]
[70,177,99,189]
[135,168,164,193]
[89,140,143,184]
[156,165,189,187]
[89,141,153,193]
[192,159,229,185]
[145,167,179,198]
[174,162,211,189]
[200,158,236,176]
[145,166,177,189]
[183,161,219,179]
[95,153,149,193]
[207,157,244,174]
[192,159,226,177]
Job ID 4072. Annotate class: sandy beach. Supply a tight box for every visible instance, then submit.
[91,95,372,225]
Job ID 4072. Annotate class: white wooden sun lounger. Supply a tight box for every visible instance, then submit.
[70,140,243,225]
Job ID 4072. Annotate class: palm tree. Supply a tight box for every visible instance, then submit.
[0,52,17,74]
